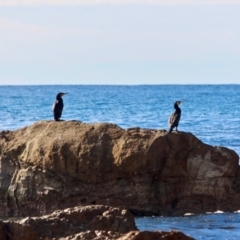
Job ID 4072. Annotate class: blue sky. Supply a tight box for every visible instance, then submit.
[0,0,240,85]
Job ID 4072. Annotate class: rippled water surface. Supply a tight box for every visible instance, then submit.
[0,85,240,239]
[136,212,240,240]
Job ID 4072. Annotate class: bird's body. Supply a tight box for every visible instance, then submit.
[168,101,182,133]
[52,92,68,121]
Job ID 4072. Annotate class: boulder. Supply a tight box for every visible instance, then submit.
[0,121,239,217]
[0,205,193,240]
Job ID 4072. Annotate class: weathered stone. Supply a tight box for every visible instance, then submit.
[0,220,38,240]
[0,121,239,217]
[1,205,193,240]
[2,205,135,240]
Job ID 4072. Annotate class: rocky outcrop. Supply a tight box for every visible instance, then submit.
[0,205,193,240]
[0,121,239,217]
[119,231,194,240]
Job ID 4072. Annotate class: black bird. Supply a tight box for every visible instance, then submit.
[168,100,183,133]
[52,92,68,121]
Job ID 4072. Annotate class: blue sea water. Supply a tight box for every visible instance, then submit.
[135,212,240,240]
[0,84,239,239]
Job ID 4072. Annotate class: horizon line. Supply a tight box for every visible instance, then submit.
[1,0,240,6]
[0,83,240,86]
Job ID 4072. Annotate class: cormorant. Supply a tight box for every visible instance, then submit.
[168,100,183,133]
[52,92,68,121]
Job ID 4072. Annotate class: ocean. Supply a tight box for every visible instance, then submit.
[0,84,239,239]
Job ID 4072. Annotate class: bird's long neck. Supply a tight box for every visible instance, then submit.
[174,103,181,113]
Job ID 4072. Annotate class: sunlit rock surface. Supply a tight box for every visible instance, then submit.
[0,120,239,217]
[0,205,194,240]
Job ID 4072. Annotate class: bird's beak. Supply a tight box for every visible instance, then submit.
[61,93,68,96]
[178,100,183,105]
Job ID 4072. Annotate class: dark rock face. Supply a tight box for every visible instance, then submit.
[0,121,239,217]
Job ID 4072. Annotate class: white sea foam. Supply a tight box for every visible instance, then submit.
[184,213,194,216]
[207,210,224,214]
[214,210,224,214]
